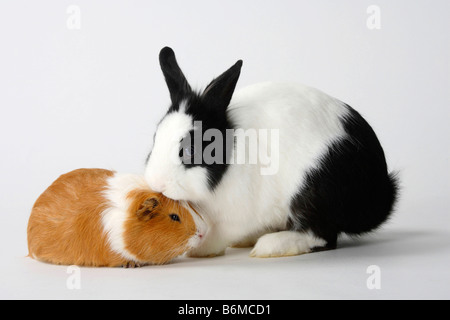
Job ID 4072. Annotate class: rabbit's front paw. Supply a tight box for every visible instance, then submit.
[250,231,327,258]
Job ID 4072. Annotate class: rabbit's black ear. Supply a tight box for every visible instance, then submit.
[159,47,192,104]
[202,60,243,113]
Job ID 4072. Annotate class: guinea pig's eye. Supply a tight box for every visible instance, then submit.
[169,213,181,222]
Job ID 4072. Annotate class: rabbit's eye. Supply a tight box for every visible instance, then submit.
[183,145,196,158]
[169,214,181,222]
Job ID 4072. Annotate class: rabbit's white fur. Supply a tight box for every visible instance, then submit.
[146,82,349,257]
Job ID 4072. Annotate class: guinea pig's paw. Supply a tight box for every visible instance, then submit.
[250,231,327,258]
[121,261,144,268]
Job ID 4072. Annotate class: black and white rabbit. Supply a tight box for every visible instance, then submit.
[145,47,398,258]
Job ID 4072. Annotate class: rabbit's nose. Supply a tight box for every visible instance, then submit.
[148,178,166,193]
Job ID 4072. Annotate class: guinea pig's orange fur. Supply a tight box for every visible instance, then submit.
[27,168,199,267]
[123,189,197,265]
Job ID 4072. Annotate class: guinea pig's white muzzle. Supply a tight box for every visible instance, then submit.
[187,208,208,249]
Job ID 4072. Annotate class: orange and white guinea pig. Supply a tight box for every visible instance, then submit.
[27,168,207,267]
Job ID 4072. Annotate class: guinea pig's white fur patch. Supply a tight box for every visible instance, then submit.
[102,173,152,263]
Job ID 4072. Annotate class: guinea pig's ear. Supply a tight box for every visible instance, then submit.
[159,47,192,104]
[202,60,243,113]
[136,197,159,221]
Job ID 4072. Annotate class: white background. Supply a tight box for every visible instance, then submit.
[0,0,449,300]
